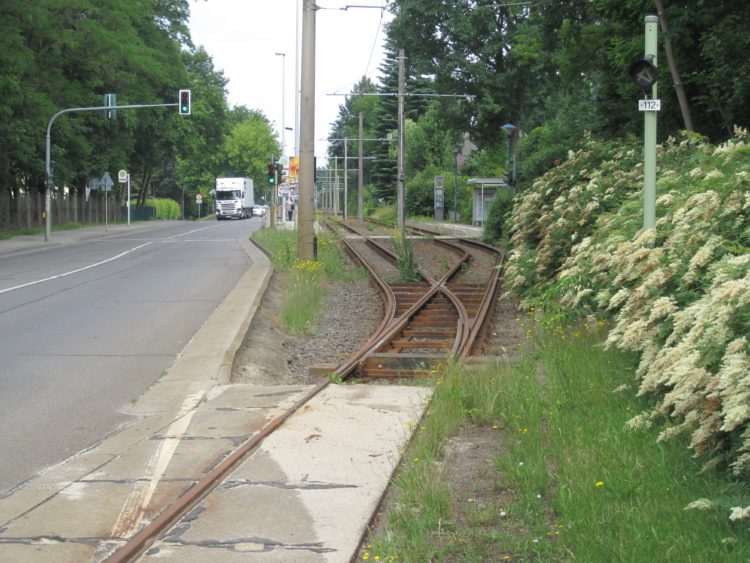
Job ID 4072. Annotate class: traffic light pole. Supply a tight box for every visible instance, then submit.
[44,102,179,242]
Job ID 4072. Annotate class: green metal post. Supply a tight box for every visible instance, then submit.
[644,15,658,230]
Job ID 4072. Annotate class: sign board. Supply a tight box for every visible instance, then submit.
[100,172,113,192]
[289,156,299,179]
[638,99,661,111]
[195,193,203,203]
[434,175,445,221]
[118,169,128,183]
[434,176,445,208]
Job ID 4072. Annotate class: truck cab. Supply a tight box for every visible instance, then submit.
[214,178,254,220]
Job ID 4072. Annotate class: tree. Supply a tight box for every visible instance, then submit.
[222,109,280,200]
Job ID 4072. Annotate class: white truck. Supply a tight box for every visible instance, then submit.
[214,177,254,220]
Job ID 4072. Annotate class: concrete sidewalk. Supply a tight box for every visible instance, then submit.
[0,222,432,562]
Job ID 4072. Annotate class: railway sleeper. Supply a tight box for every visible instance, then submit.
[359,352,447,377]
[387,339,454,350]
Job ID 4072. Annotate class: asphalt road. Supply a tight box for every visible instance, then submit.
[0,219,262,494]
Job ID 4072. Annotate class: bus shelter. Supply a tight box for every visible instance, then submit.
[468,178,507,226]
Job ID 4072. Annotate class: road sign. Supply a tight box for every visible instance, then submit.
[196,194,203,203]
[118,169,128,183]
[638,99,661,111]
[100,172,113,192]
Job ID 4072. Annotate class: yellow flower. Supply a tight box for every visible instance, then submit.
[595,481,604,487]
[363,553,370,560]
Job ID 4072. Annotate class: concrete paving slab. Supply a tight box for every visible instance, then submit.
[85,413,178,457]
[0,480,187,538]
[126,381,211,415]
[79,437,238,483]
[203,385,313,410]
[140,384,433,562]
[182,408,268,440]
[0,452,115,526]
[0,539,97,563]
[141,542,328,562]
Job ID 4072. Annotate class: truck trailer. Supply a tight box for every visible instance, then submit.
[215,177,254,220]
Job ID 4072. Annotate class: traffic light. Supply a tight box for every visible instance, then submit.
[276,162,284,182]
[267,164,276,185]
[179,89,191,115]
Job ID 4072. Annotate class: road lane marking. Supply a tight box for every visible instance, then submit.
[0,242,152,295]
[167,226,214,239]
[109,390,204,539]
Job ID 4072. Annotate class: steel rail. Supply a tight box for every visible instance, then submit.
[328,218,470,377]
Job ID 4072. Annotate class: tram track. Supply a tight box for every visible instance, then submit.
[105,218,504,561]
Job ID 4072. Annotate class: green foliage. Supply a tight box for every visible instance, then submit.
[390,231,421,282]
[222,110,280,183]
[482,189,514,245]
[404,166,439,217]
[504,129,750,480]
[371,324,750,560]
[150,197,181,220]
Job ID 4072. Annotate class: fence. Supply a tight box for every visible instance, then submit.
[0,191,145,233]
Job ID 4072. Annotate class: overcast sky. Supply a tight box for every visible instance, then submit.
[188,0,392,160]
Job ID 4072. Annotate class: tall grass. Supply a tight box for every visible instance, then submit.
[365,321,750,562]
[252,228,366,334]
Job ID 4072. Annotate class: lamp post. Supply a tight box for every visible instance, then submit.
[274,51,286,157]
[501,123,516,192]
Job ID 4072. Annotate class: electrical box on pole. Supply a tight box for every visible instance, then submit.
[179,89,191,115]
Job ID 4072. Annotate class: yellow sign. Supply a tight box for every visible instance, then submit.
[289,156,299,179]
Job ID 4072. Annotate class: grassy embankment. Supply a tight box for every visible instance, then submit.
[362,321,750,561]
[251,228,367,334]
[362,131,750,561]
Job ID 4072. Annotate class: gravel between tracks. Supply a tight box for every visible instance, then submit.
[230,246,527,554]
[231,272,383,385]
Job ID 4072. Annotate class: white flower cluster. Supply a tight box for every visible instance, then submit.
[505,131,750,482]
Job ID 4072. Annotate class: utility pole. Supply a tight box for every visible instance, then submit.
[397,48,405,236]
[298,0,316,259]
[274,52,286,157]
[343,139,348,220]
[358,112,364,221]
[295,0,301,158]
[644,15,658,230]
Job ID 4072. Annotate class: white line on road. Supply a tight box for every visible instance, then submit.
[0,242,153,295]
[167,226,214,239]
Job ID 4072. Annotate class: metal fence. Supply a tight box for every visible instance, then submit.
[0,191,125,233]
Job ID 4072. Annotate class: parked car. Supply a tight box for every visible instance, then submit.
[252,205,268,217]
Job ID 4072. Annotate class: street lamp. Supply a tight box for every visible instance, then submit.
[501,123,516,191]
[274,51,286,157]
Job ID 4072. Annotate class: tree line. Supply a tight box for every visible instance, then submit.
[0,0,279,225]
[326,0,750,223]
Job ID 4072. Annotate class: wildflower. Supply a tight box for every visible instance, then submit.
[363,552,370,560]
[595,481,604,487]
[729,506,750,521]
[684,498,714,511]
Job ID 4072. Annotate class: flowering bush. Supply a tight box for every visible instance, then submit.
[505,129,750,490]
